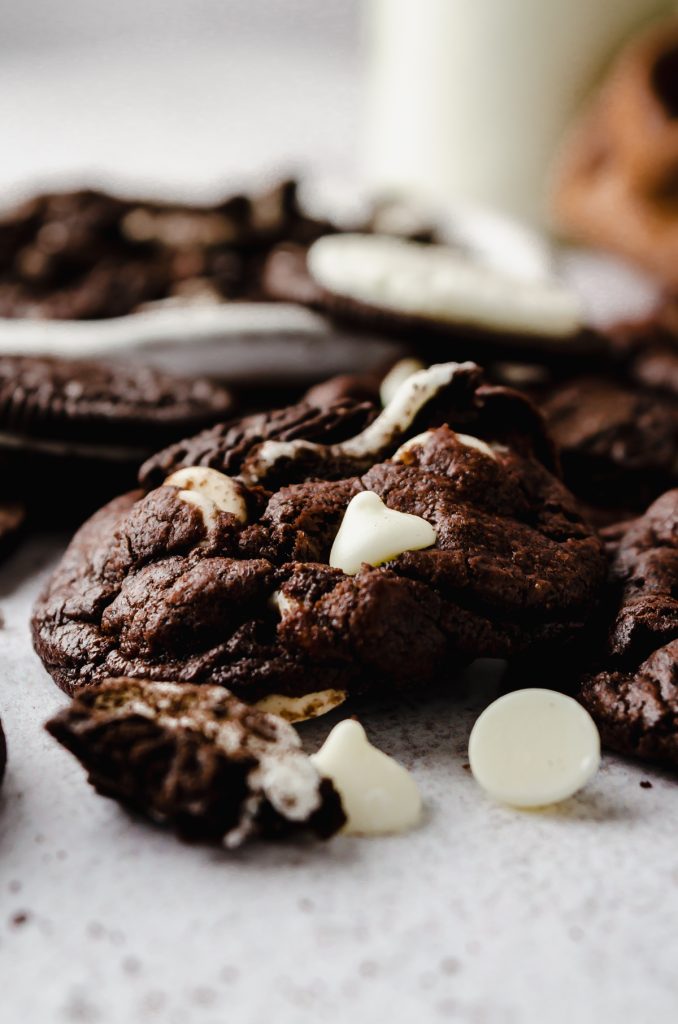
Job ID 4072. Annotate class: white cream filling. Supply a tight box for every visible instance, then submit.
[242,362,469,483]
[379,357,425,407]
[307,234,584,339]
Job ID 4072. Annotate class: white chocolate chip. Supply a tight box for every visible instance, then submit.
[311,720,422,835]
[165,466,248,525]
[254,689,348,724]
[468,689,601,808]
[329,491,436,576]
[307,234,584,340]
[379,357,425,407]
[176,490,221,530]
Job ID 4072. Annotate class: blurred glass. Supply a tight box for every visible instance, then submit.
[363,0,673,224]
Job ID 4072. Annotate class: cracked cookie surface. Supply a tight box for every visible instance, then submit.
[579,489,678,769]
[33,363,606,709]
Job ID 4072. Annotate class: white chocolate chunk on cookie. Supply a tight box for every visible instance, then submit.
[468,689,600,808]
[311,720,422,835]
[329,491,436,576]
[165,466,248,525]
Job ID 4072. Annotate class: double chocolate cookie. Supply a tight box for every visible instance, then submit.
[33,363,606,712]
[540,375,678,517]
[578,490,678,770]
[0,355,233,520]
[0,181,336,320]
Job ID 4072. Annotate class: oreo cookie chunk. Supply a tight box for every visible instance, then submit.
[46,678,345,846]
[578,490,678,771]
[33,363,606,712]
[540,375,678,517]
[263,234,601,366]
[0,355,233,520]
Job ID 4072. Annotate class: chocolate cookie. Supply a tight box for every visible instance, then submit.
[0,181,339,319]
[540,375,678,515]
[46,678,345,846]
[263,235,602,366]
[0,355,233,519]
[33,363,606,711]
[578,490,678,770]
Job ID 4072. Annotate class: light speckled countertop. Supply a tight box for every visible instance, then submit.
[3,538,678,1024]
[1,23,677,1023]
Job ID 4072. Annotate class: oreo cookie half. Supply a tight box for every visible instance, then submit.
[0,355,234,520]
[263,234,604,367]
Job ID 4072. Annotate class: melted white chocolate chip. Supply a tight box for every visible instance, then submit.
[307,234,584,339]
[329,491,436,576]
[165,466,248,526]
[379,357,425,407]
[311,720,422,835]
[254,690,348,724]
[468,689,601,808]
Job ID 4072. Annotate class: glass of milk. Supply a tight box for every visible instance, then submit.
[363,0,672,224]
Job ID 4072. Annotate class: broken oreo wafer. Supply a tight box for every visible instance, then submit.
[46,678,345,846]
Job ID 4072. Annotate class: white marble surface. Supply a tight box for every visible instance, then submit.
[2,538,678,1024]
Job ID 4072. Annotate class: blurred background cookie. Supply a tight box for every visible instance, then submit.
[552,17,678,289]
